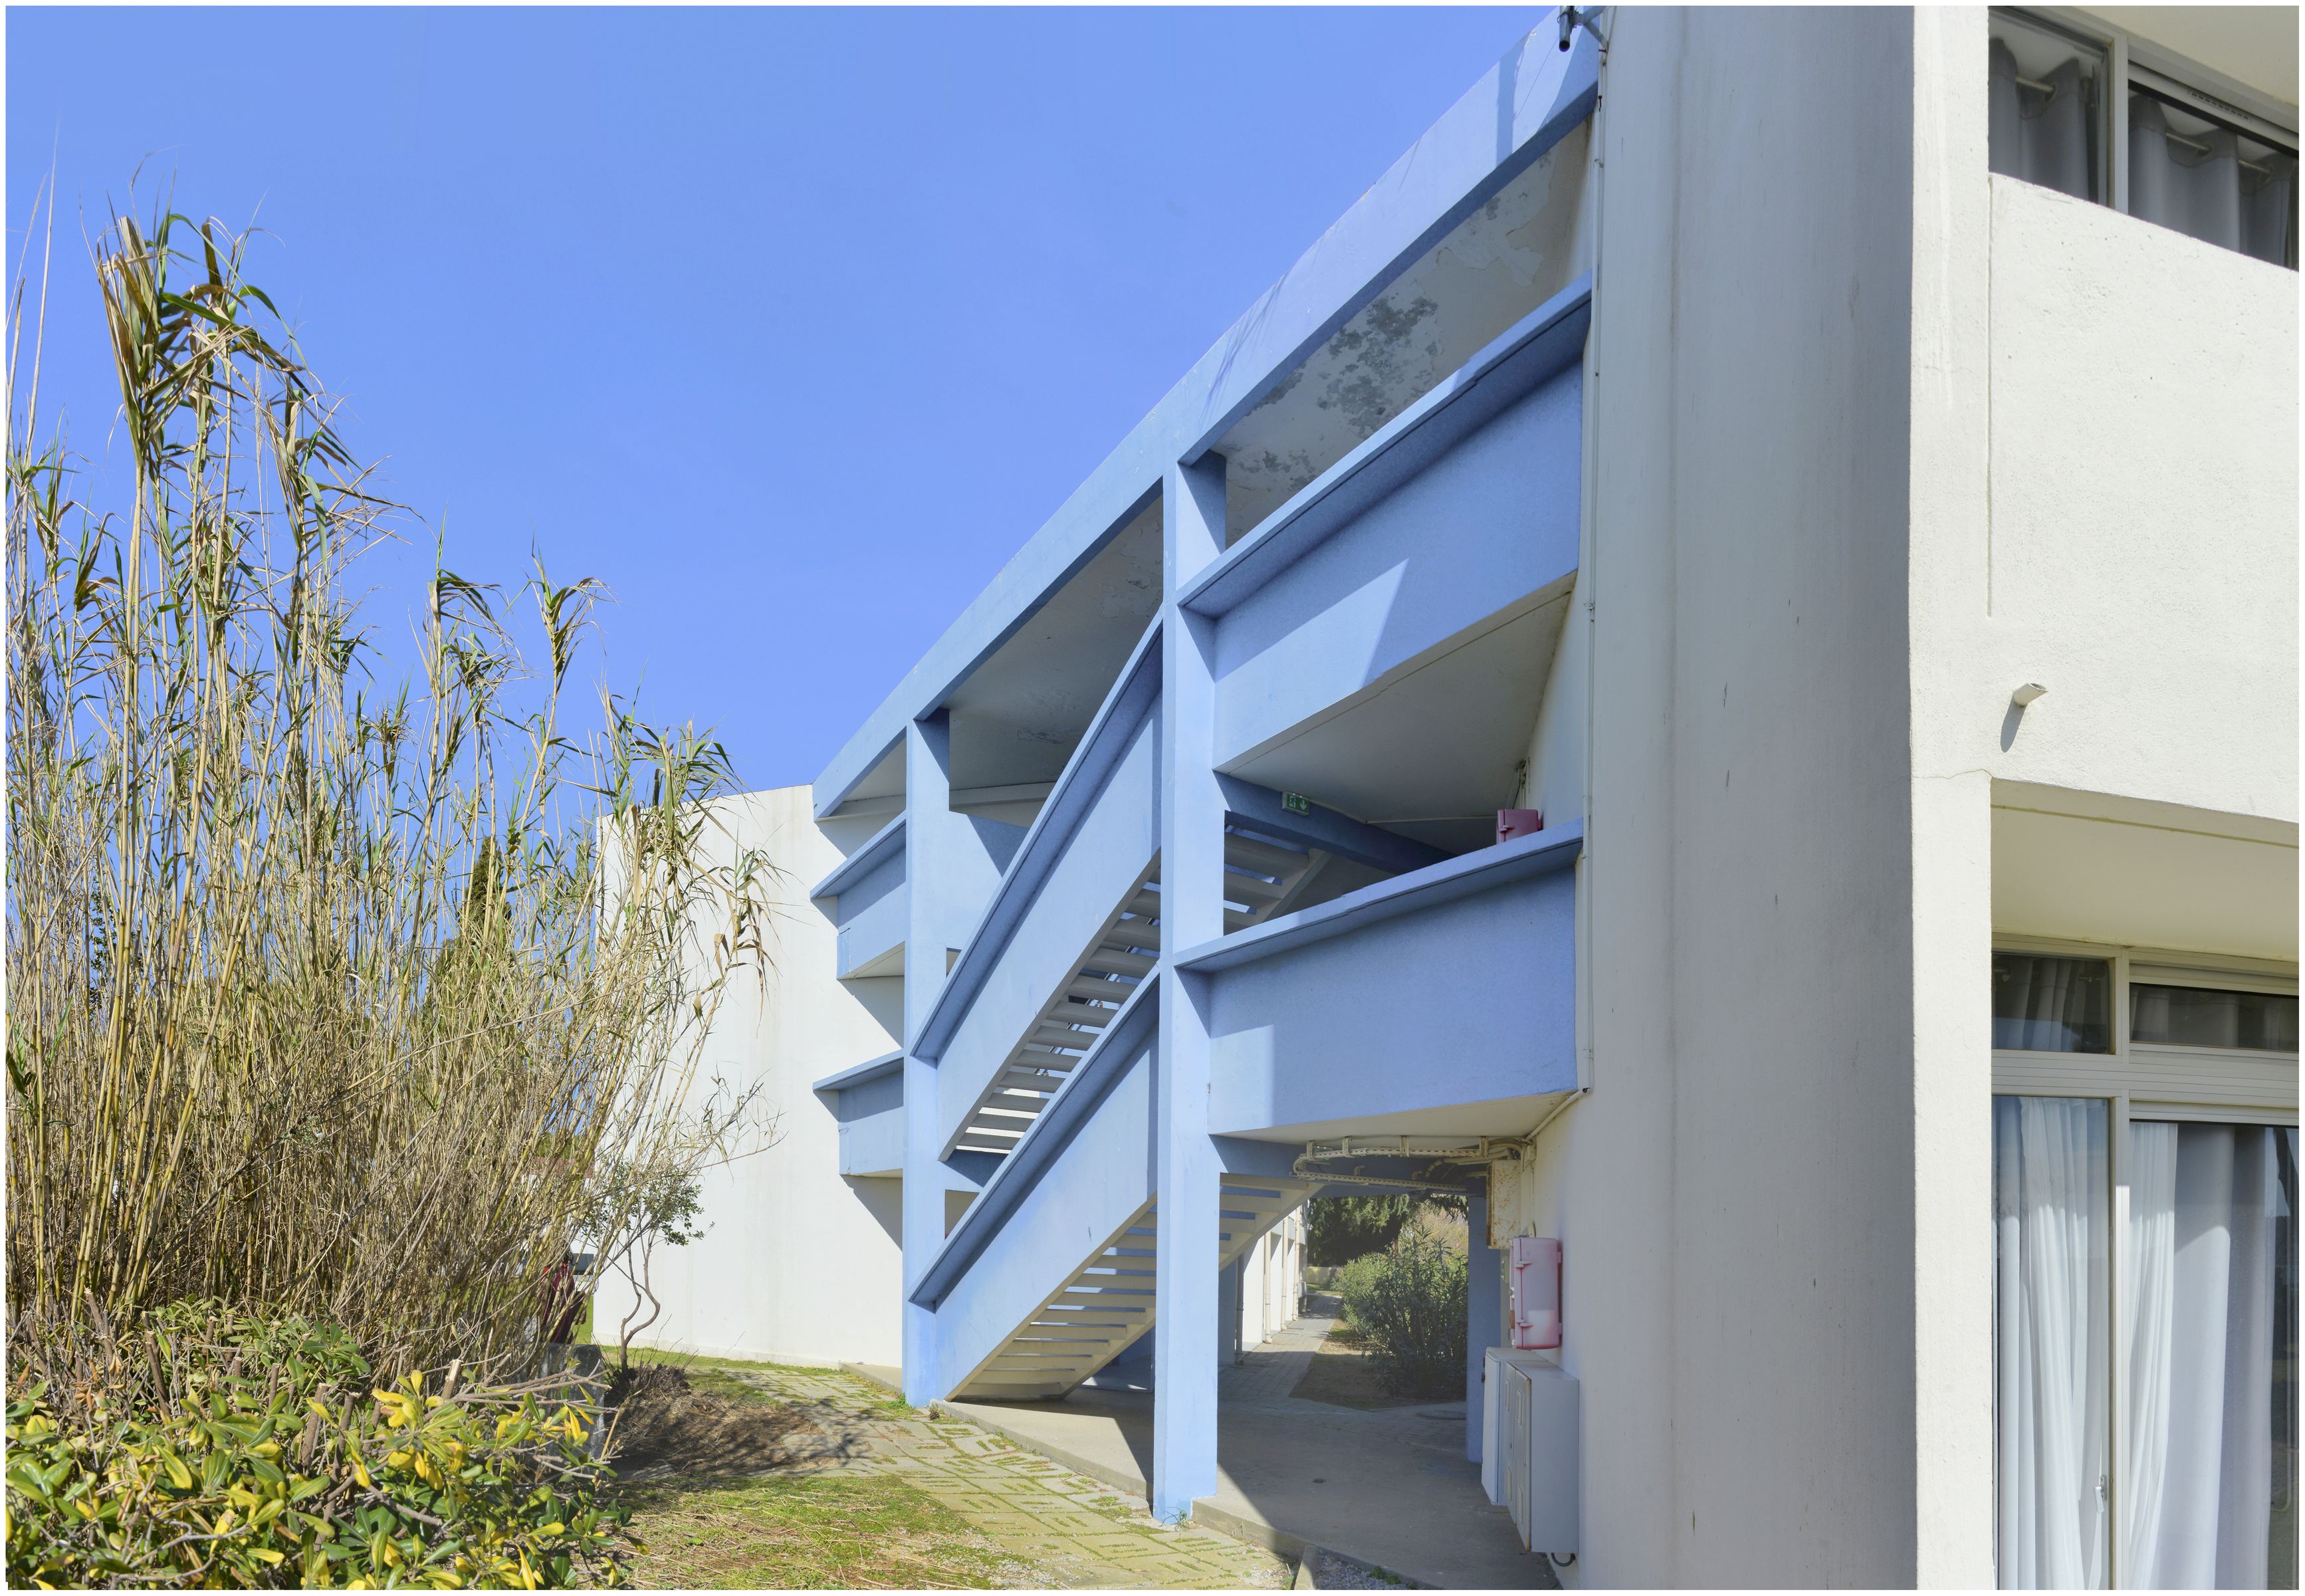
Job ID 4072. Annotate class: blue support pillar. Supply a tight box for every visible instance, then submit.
[1152,453,1228,1522]
[902,711,990,1407]
[1466,1183,1502,1462]
[1217,1257,1241,1366]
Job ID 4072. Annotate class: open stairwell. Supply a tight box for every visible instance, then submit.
[950,831,1326,1157]
[952,1177,1313,1401]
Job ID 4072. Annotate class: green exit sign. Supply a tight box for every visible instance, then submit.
[1281,791,1312,816]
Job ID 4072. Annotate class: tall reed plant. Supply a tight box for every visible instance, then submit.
[5,194,770,1373]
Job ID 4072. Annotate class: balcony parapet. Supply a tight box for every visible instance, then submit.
[1180,277,1591,622]
[1174,820,1581,974]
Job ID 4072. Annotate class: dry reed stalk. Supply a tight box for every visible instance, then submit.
[5,195,770,1373]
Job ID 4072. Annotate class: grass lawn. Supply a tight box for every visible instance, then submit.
[620,1472,1028,1590]
[1287,1319,1455,1411]
[592,1347,1288,1589]
[613,1345,908,1410]
[598,1351,1031,1588]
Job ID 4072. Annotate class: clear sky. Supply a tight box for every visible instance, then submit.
[9,6,1542,792]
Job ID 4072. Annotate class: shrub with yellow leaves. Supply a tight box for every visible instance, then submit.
[5,1302,635,1589]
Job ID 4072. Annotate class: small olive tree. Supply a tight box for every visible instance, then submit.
[1337,1210,1469,1397]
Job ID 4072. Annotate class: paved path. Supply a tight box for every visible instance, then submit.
[950,1307,1552,1589]
[683,1362,1289,1589]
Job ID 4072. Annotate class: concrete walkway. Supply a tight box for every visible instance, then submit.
[946,1307,1555,1590]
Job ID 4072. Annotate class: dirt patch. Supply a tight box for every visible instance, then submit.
[1301,1547,1416,1588]
[606,1363,866,1476]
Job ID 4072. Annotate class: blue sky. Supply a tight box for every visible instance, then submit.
[9,6,1541,792]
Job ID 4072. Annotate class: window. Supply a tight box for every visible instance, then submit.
[1995,952,2114,1052]
[2130,79,2299,267]
[2132,984,2302,1052]
[1990,10,2110,204]
[1991,945,2300,1587]
[1990,9,2300,269]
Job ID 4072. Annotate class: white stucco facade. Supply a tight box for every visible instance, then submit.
[1478,7,2294,1587]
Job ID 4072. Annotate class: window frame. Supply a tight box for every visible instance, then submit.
[1995,5,2301,265]
[1991,936,2298,1587]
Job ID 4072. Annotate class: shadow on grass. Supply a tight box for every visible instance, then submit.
[604,1361,879,1478]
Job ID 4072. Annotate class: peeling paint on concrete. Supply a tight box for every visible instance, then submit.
[1219,122,1595,542]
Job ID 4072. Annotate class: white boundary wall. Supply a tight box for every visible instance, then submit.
[593,785,906,1369]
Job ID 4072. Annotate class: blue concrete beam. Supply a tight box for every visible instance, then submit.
[1218,775,1450,875]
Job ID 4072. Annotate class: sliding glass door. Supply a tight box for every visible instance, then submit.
[1994,1101,2298,1588]
[2123,1121,2297,1588]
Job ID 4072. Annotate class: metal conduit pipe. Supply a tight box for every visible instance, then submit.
[1288,1160,1476,1195]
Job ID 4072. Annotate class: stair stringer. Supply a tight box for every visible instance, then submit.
[927,1023,1158,1402]
[949,1175,1314,1401]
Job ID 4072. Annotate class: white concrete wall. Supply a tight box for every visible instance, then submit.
[1961,177,2295,820]
[1519,575,1587,830]
[1240,1208,1306,1350]
[1562,9,1923,1584]
[1549,11,2295,1585]
[1907,11,1999,1583]
[592,784,907,1368]
[1906,11,2298,1581]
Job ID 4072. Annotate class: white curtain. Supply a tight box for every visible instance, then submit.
[2125,1123,2294,1588]
[1990,38,2096,202]
[1995,955,2108,1053]
[1998,1095,2112,1589]
[2129,95,2297,267]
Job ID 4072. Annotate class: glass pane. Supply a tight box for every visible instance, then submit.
[2131,985,2301,1052]
[2124,1122,2299,1588]
[1996,1095,2112,1588]
[1994,953,2114,1052]
[2129,86,2299,269]
[1991,11,2108,203]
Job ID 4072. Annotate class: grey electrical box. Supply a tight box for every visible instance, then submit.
[1482,1349,1579,1556]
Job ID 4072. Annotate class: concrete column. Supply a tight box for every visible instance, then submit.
[1466,1185,1502,1462]
[1152,454,1228,1522]
[901,711,975,1406]
[1216,1256,1240,1366]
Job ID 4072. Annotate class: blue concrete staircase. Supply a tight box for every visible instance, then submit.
[951,1177,1311,1400]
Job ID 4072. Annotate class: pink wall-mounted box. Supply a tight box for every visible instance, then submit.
[1496,808,1545,844]
[1509,1236,1562,1350]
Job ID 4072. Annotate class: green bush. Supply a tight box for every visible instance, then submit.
[5,1303,635,1589]
[1337,1218,1468,1398]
